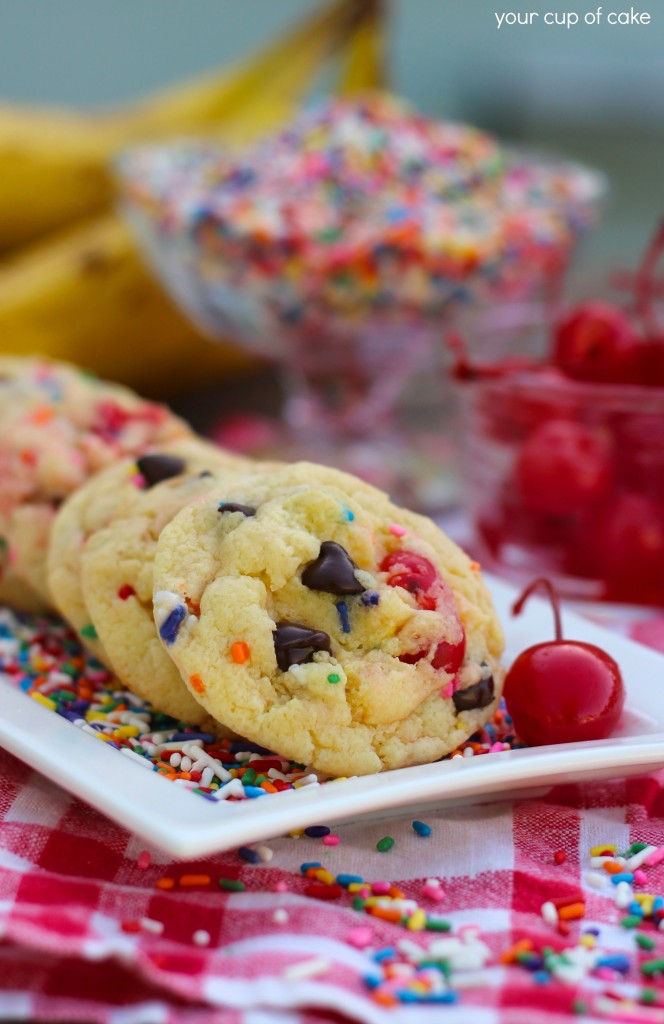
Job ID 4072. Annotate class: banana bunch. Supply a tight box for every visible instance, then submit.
[0,0,386,394]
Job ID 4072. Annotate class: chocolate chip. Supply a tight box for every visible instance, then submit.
[136,453,186,487]
[273,621,332,671]
[452,676,495,714]
[198,470,213,478]
[301,541,365,595]
[218,502,257,517]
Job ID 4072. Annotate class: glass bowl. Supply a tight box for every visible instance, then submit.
[457,367,664,607]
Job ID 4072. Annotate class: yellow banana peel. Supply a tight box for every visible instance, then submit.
[0,0,369,250]
[0,214,255,397]
[0,0,388,394]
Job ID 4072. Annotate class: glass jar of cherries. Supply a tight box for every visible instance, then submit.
[455,223,664,607]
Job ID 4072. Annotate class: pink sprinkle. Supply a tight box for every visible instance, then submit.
[388,524,407,537]
[422,884,445,903]
[595,967,616,981]
[130,473,146,488]
[489,742,504,753]
[441,683,454,699]
[634,869,647,886]
[322,834,339,846]
[372,881,391,895]
[137,850,151,870]
[346,926,374,948]
[273,880,289,893]
[645,847,664,868]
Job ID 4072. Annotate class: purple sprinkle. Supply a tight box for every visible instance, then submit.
[361,591,380,606]
[304,826,331,838]
[238,846,261,864]
[159,605,187,646]
[171,731,216,743]
[336,601,351,633]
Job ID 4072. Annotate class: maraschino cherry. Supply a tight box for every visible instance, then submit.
[552,302,641,384]
[503,578,624,746]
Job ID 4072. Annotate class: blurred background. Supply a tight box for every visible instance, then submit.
[1,0,663,607]
[1,0,660,285]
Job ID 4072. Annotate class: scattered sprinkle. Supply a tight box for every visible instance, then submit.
[376,836,395,853]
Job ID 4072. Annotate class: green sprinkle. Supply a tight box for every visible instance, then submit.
[641,957,664,977]
[621,915,643,929]
[219,878,245,891]
[640,989,658,1004]
[376,836,395,853]
[630,842,649,853]
[242,768,256,786]
[81,623,98,640]
[424,918,452,932]
[637,934,657,951]
[573,1000,587,1015]
[327,673,341,684]
[352,897,366,911]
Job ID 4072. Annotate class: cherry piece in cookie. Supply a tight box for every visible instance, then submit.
[302,541,365,595]
[381,549,466,675]
[136,453,187,487]
[273,621,332,671]
[503,577,625,746]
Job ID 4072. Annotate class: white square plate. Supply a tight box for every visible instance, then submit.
[2,576,664,859]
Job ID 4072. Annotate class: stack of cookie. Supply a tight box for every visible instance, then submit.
[2,358,505,776]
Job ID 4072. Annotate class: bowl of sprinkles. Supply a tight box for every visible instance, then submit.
[119,92,605,507]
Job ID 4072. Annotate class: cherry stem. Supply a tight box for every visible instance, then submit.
[445,331,540,381]
[511,577,563,642]
[635,219,664,337]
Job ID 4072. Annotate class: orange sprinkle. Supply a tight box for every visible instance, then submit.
[470,561,482,572]
[368,906,403,923]
[558,902,586,921]
[260,781,278,793]
[156,878,174,890]
[603,861,623,875]
[178,771,192,781]
[373,992,397,1007]
[231,641,250,664]
[190,674,205,694]
[501,939,533,964]
[389,886,405,900]
[179,874,211,887]
[29,406,55,425]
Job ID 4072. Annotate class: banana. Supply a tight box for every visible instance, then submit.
[0,214,254,396]
[337,0,387,95]
[0,0,367,250]
[0,0,388,394]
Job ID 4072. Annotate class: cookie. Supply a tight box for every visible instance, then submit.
[78,448,257,727]
[152,463,504,776]
[48,437,249,665]
[0,356,192,611]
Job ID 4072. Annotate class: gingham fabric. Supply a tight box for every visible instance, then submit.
[3,733,664,1024]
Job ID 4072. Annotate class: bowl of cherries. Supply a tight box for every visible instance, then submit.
[455,222,664,608]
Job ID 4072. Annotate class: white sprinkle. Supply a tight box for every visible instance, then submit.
[180,756,193,772]
[615,881,633,909]
[625,846,658,871]
[170,752,181,768]
[292,774,320,788]
[200,766,214,788]
[584,871,606,889]
[193,929,211,946]
[282,957,330,981]
[140,917,164,935]
[273,909,289,925]
[215,779,245,800]
[255,845,273,863]
[541,901,558,926]
[120,748,154,769]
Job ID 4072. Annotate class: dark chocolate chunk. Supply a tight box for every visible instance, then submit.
[452,676,495,714]
[218,502,257,517]
[273,621,332,671]
[198,470,213,478]
[136,453,186,487]
[302,541,365,595]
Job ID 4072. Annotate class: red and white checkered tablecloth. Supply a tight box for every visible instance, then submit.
[4,730,664,1024]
